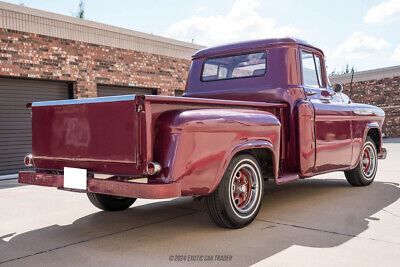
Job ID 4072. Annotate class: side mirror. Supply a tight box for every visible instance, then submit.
[333,84,343,93]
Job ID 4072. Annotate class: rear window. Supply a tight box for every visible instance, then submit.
[201,52,267,81]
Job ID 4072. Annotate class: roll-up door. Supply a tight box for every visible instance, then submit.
[0,78,70,175]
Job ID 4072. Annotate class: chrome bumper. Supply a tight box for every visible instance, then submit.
[18,171,181,199]
[378,147,387,159]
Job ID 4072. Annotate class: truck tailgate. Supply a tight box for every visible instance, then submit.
[31,95,141,175]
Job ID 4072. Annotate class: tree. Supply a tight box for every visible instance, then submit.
[329,64,356,77]
[74,0,85,19]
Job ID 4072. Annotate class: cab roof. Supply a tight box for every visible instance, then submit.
[192,37,323,59]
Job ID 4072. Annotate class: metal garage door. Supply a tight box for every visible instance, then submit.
[97,85,156,97]
[0,78,70,176]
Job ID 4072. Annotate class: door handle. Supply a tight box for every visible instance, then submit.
[306,91,316,96]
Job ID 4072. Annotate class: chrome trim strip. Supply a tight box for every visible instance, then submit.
[34,155,136,164]
[32,94,136,107]
[374,109,385,116]
[354,108,373,115]
[354,108,385,116]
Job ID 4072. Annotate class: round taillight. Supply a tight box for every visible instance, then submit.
[146,162,161,175]
[147,163,155,175]
[24,154,33,167]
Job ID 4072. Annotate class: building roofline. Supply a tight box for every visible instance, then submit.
[0,1,204,59]
[330,65,400,84]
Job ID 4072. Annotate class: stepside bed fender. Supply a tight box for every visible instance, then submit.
[216,139,279,186]
[152,108,281,196]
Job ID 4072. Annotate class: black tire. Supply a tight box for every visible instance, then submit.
[87,192,136,211]
[344,136,378,186]
[205,153,264,228]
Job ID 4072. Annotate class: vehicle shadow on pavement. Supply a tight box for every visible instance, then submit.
[1,178,399,265]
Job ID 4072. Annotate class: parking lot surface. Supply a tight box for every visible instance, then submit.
[0,139,399,266]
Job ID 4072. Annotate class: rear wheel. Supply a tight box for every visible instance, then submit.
[344,136,377,186]
[87,192,136,211]
[205,153,264,228]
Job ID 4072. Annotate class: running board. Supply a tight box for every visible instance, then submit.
[276,173,300,184]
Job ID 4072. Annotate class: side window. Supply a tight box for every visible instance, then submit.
[301,51,320,88]
[314,56,323,87]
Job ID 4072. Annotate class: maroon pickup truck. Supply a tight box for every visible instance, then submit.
[19,38,387,228]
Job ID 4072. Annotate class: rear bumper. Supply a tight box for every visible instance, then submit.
[378,147,387,159]
[18,171,181,199]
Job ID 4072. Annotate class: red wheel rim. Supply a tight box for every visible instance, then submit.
[230,162,260,215]
[361,144,376,179]
[362,149,370,172]
[232,169,252,208]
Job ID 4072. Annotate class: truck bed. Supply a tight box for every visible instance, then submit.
[31,94,286,177]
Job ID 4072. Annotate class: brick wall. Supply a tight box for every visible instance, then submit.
[340,76,400,137]
[0,29,191,98]
[1,28,398,137]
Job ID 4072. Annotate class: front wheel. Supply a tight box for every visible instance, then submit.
[205,153,264,228]
[344,136,378,186]
[87,192,136,211]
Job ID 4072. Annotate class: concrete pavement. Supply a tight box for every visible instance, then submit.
[0,139,399,266]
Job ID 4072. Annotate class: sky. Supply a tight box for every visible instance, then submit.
[5,0,400,73]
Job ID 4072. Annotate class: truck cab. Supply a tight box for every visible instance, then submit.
[186,38,385,177]
[19,38,386,228]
